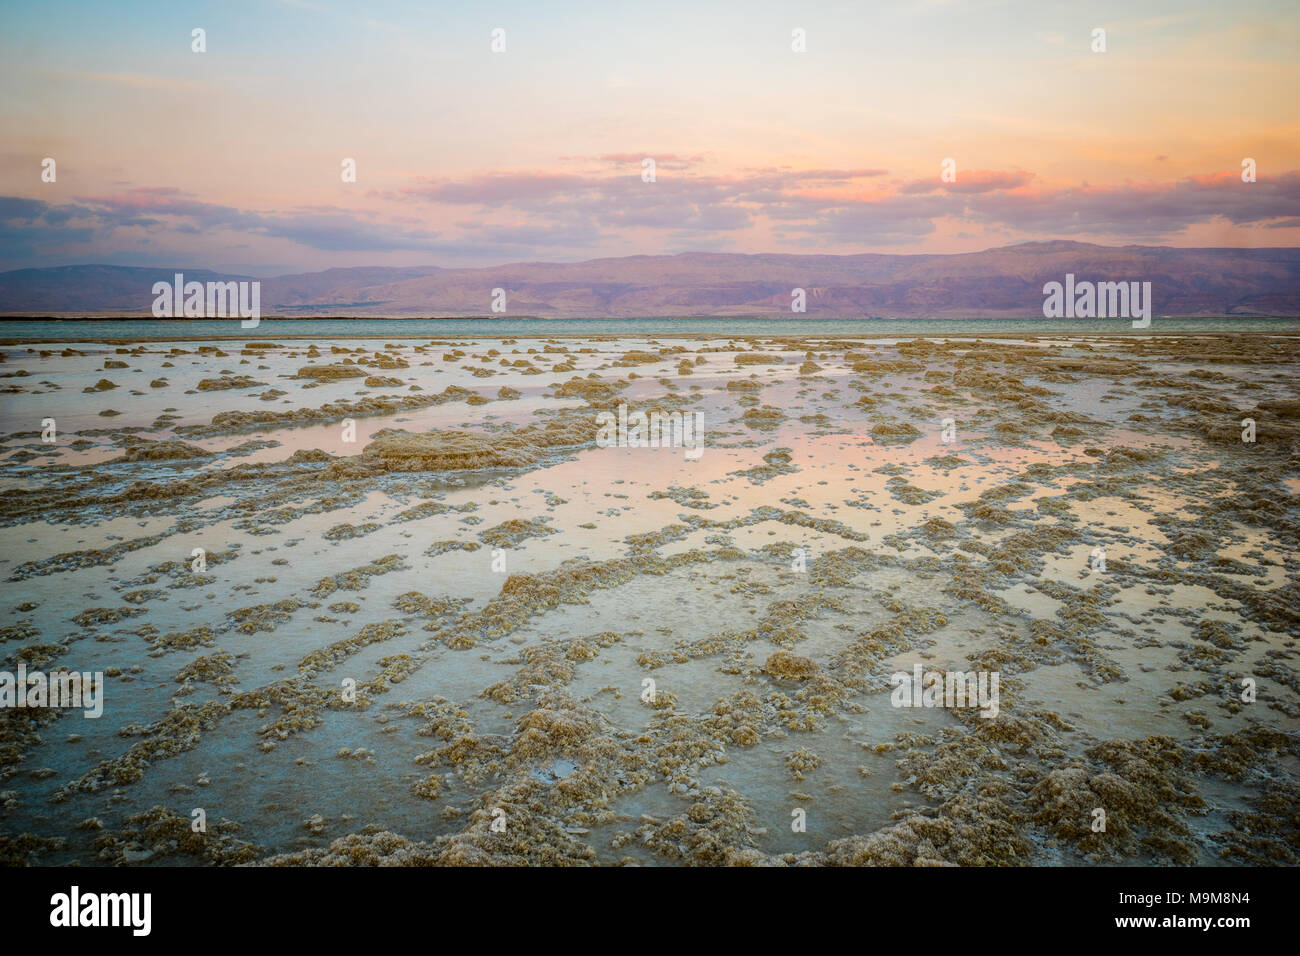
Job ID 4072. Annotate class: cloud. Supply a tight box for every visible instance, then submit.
[396,166,894,238]
[400,173,592,206]
[0,197,53,222]
[3,167,1298,270]
[596,153,705,170]
[900,169,1035,194]
[0,189,450,261]
[959,171,1300,238]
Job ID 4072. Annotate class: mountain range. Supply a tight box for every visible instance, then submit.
[2,242,1298,317]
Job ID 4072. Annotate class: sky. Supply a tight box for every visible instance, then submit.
[1,0,1298,275]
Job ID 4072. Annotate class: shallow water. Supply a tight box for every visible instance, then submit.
[0,331,1296,867]
[3,315,1300,341]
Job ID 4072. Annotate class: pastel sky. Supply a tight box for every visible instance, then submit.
[2,0,1298,275]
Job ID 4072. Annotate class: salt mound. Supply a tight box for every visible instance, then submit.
[295,364,367,380]
[553,375,623,405]
[763,651,818,679]
[361,428,544,471]
[110,440,210,463]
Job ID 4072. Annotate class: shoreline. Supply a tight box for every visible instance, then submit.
[4,331,1299,345]
[3,317,1299,347]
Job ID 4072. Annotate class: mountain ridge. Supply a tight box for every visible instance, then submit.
[3,242,1299,317]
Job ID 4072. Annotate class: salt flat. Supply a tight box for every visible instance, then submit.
[0,333,1296,866]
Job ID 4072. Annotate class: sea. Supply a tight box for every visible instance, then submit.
[1,315,1299,341]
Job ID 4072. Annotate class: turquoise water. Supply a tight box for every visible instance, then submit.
[1,315,1299,341]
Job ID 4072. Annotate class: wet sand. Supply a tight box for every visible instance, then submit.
[1,333,1297,866]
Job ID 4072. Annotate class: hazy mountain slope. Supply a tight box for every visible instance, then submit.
[3,242,1298,316]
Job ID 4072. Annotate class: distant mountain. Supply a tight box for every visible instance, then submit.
[0,265,255,314]
[2,242,1298,317]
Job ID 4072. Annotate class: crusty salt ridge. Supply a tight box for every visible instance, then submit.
[0,333,1296,866]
